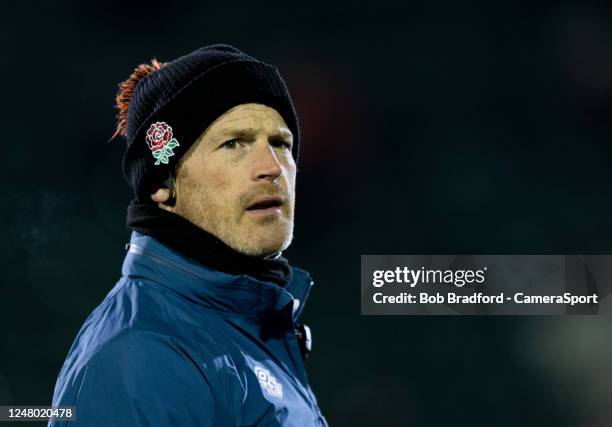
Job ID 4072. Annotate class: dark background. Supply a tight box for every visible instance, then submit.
[2,1,612,426]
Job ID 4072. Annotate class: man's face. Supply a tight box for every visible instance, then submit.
[169,103,296,257]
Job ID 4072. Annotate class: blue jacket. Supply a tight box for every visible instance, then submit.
[49,232,328,426]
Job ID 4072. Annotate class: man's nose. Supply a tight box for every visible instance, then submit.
[251,140,282,182]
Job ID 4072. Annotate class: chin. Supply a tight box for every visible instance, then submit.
[237,230,293,257]
[243,239,288,257]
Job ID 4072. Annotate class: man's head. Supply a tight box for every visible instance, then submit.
[114,44,302,257]
[152,103,296,256]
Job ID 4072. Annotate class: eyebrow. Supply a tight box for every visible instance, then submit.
[213,126,293,141]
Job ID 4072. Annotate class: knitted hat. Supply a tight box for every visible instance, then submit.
[113,44,300,201]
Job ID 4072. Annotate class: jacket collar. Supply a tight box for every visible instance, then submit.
[121,231,314,323]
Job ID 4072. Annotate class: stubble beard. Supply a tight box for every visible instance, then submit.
[176,189,295,257]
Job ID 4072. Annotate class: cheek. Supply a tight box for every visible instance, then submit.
[284,165,297,192]
[207,164,233,193]
[201,165,241,211]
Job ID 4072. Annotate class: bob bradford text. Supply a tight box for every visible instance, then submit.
[372,292,599,306]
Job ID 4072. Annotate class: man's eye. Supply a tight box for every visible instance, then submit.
[221,139,240,149]
[271,140,291,149]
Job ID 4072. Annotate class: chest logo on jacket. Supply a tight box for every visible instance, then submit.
[255,366,283,399]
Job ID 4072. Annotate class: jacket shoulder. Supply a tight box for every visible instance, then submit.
[50,278,244,426]
[84,276,205,339]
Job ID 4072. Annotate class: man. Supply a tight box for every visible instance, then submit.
[49,44,327,426]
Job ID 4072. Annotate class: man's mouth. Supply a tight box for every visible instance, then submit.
[245,196,284,216]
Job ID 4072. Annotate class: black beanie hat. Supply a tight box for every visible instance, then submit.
[117,44,300,201]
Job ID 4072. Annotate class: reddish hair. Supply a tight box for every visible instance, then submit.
[111,58,165,140]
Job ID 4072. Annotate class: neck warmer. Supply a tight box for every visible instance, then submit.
[126,201,293,287]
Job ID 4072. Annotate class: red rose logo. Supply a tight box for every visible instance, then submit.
[144,121,180,165]
[146,122,172,151]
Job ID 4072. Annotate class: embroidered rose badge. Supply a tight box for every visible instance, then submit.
[145,121,180,165]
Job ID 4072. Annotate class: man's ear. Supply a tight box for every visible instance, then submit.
[151,176,176,210]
